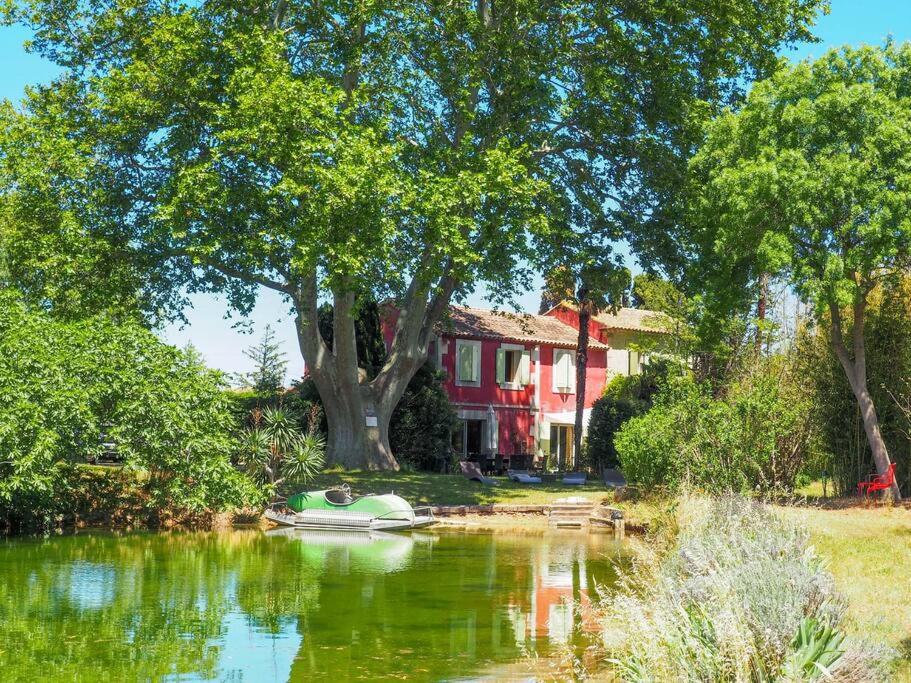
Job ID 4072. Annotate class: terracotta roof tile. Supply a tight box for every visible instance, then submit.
[547,301,670,333]
[438,306,609,349]
[593,306,671,333]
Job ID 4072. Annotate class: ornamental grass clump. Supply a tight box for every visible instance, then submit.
[601,496,891,682]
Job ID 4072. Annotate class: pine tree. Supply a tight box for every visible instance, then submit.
[241,325,288,395]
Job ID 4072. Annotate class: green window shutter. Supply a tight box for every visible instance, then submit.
[472,343,481,383]
[458,344,472,381]
[554,349,574,392]
[519,350,531,386]
[629,349,640,376]
[496,348,506,384]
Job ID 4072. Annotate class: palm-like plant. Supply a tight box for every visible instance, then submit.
[237,428,274,484]
[261,406,298,455]
[282,433,326,484]
[237,406,325,489]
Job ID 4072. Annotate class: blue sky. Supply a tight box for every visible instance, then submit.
[1,0,910,381]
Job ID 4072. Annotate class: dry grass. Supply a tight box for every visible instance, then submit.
[777,504,911,680]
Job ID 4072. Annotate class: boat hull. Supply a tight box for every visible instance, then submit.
[270,489,434,532]
[265,508,419,531]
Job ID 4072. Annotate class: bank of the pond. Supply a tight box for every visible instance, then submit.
[0,465,265,534]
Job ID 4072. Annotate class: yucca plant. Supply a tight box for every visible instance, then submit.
[782,618,846,680]
[237,406,325,490]
[282,433,326,484]
[261,406,299,455]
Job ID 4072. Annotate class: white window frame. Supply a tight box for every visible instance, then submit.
[454,339,482,387]
[552,348,576,394]
[496,343,531,390]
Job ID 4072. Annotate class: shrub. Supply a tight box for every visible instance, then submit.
[0,292,263,529]
[615,359,811,494]
[585,397,648,470]
[585,360,676,471]
[600,496,892,681]
[389,364,459,471]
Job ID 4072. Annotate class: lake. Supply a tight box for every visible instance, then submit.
[0,528,623,682]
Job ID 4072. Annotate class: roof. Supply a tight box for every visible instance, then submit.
[593,307,671,334]
[546,301,671,334]
[438,306,609,350]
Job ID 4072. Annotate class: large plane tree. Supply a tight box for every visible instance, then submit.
[0,0,824,468]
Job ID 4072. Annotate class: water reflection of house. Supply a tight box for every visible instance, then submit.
[505,540,599,647]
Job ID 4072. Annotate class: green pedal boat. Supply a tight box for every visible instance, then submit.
[265,485,435,531]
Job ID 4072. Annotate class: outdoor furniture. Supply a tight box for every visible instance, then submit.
[460,461,499,486]
[603,468,627,489]
[563,472,587,486]
[508,469,542,484]
[511,453,533,471]
[857,462,897,497]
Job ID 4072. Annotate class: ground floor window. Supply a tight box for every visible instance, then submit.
[452,418,487,457]
[549,424,574,469]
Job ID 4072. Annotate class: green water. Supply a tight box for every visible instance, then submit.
[0,528,622,682]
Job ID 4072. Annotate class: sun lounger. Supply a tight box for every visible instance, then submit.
[507,469,542,484]
[603,468,627,488]
[562,472,587,486]
[460,461,499,486]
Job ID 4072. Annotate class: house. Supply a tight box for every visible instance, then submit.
[544,302,671,378]
[419,303,669,468]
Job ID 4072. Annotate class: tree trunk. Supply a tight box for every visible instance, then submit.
[829,294,900,500]
[755,272,769,353]
[573,297,591,471]
[292,272,448,471]
[322,386,398,470]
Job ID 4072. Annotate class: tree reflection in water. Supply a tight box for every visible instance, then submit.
[0,529,622,682]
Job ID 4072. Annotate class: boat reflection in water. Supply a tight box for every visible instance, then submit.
[0,529,622,682]
[264,526,423,574]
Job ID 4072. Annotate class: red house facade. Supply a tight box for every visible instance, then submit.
[380,302,667,469]
[428,307,609,468]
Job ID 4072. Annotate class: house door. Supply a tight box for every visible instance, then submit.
[453,419,487,457]
[549,425,574,470]
[465,419,486,456]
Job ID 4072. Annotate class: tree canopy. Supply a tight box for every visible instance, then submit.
[0,0,826,467]
[689,44,911,495]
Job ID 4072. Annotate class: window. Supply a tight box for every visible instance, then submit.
[496,345,531,388]
[455,340,481,386]
[550,424,575,469]
[628,349,641,376]
[552,349,575,393]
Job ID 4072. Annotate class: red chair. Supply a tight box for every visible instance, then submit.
[857,462,897,497]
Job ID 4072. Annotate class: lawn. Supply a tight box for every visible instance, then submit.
[777,504,911,679]
[305,469,616,507]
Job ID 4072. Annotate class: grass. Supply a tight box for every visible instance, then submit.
[304,469,616,507]
[777,504,911,679]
